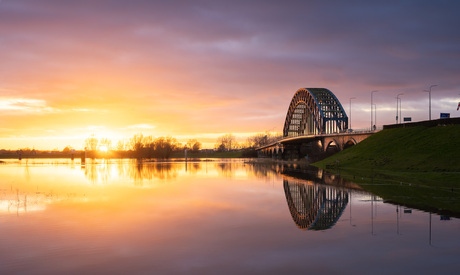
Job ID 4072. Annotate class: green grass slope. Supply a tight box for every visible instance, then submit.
[313,125,460,214]
[315,125,460,172]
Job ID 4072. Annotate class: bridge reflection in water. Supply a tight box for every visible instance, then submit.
[284,179,349,230]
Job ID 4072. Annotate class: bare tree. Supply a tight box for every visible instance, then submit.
[155,136,179,159]
[85,134,98,151]
[246,131,282,148]
[116,139,126,151]
[130,133,144,156]
[186,139,201,153]
[215,134,237,151]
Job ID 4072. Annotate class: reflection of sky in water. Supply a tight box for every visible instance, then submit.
[0,159,459,274]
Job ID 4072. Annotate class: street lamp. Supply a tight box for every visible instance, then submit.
[349,97,356,130]
[371,90,378,130]
[424,85,437,120]
[399,97,402,124]
[458,94,460,111]
[374,104,377,127]
[396,93,404,124]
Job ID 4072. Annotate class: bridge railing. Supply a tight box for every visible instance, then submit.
[256,127,381,150]
[346,126,383,133]
[282,127,382,138]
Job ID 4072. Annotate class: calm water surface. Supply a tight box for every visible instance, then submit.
[0,159,459,274]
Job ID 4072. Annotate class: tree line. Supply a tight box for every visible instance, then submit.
[1,131,282,159]
[82,131,281,159]
[213,131,282,152]
[20,130,283,160]
[84,134,202,159]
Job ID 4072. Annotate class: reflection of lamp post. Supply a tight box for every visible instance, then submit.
[371,195,375,235]
[429,212,432,246]
[396,93,404,124]
[349,97,356,130]
[184,147,188,172]
[396,205,400,235]
[424,85,437,120]
[371,91,378,130]
[349,192,356,227]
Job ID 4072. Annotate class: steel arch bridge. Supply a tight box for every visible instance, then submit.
[283,88,348,137]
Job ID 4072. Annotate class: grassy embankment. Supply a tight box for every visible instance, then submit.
[313,125,460,214]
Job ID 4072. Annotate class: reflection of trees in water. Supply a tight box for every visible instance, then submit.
[244,163,284,179]
[128,163,180,182]
[186,162,202,175]
[217,163,233,177]
[84,160,111,184]
[215,162,284,179]
[84,160,180,184]
[284,179,349,230]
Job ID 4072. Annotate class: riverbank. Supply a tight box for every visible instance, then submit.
[314,124,460,174]
[313,124,460,214]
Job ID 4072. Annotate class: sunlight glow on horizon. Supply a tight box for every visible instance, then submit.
[0,130,284,151]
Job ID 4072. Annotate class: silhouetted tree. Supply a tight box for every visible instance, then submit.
[215,134,237,151]
[248,133,268,148]
[216,143,226,152]
[143,135,155,159]
[245,131,282,148]
[130,133,144,158]
[116,139,127,151]
[186,139,201,153]
[62,146,72,154]
[85,134,98,151]
[155,136,178,159]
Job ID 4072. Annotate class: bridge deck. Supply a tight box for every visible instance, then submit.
[256,130,379,150]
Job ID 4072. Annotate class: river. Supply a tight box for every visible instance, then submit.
[0,158,459,274]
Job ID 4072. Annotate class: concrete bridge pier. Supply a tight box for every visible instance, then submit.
[274,144,284,159]
[282,140,324,161]
[283,143,300,160]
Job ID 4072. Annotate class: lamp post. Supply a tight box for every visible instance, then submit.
[424,85,437,120]
[457,93,460,110]
[396,93,403,124]
[371,90,378,130]
[374,104,377,127]
[349,97,356,130]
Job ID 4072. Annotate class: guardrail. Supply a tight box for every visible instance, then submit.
[383,117,460,129]
[255,128,381,150]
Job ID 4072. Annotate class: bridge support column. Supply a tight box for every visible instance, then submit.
[323,137,342,152]
[273,143,284,159]
[283,144,300,160]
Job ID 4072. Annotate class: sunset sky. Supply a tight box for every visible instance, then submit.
[1,0,460,150]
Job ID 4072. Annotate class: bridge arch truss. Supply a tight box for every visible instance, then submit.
[283,88,348,137]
